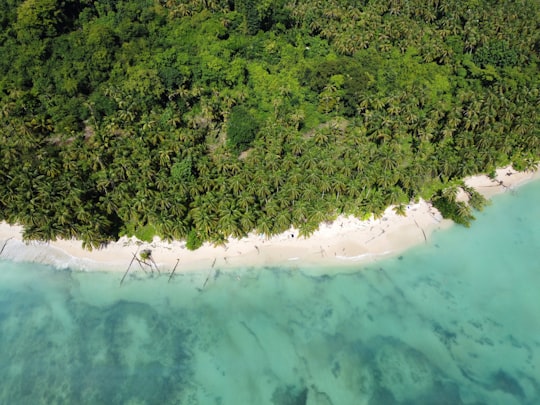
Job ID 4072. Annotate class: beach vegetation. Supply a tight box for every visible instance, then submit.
[393,204,407,217]
[432,186,478,227]
[461,185,490,212]
[0,0,539,248]
[132,224,158,243]
[186,230,203,251]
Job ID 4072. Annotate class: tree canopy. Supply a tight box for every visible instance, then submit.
[0,0,538,248]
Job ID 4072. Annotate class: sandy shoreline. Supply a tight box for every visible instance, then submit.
[1,165,539,275]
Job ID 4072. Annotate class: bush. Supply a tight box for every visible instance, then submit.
[134,224,156,242]
[186,230,203,250]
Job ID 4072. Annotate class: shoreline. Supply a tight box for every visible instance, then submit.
[1,165,539,275]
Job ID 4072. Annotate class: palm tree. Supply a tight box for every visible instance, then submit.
[256,215,273,237]
[190,204,217,239]
[289,110,305,131]
[218,205,242,238]
[272,209,291,234]
[393,203,407,217]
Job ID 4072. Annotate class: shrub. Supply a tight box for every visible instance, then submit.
[186,230,203,250]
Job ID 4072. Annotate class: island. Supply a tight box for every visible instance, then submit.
[1,0,538,263]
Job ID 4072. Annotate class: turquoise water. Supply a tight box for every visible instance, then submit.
[1,181,539,405]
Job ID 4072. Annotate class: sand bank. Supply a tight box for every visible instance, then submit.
[0,166,538,274]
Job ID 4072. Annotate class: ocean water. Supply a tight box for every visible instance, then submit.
[1,181,539,405]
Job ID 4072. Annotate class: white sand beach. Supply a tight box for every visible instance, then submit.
[0,166,538,274]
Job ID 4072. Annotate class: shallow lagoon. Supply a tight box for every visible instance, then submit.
[1,180,539,405]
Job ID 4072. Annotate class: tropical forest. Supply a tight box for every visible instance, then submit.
[0,0,539,249]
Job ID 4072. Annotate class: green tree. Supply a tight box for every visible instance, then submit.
[15,0,60,42]
[227,105,259,153]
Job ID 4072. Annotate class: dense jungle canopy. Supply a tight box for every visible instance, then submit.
[0,0,539,249]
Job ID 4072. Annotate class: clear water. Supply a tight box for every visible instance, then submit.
[1,181,539,405]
